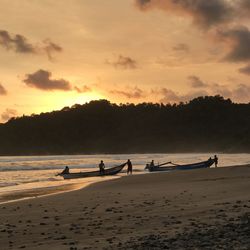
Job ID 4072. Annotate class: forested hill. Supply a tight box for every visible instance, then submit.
[0,95,250,155]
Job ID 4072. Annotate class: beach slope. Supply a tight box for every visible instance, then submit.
[1,165,250,249]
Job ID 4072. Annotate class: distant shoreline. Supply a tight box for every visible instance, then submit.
[0,151,248,157]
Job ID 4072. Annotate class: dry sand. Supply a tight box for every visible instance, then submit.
[0,166,250,250]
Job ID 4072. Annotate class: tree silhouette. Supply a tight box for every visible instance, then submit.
[0,95,249,155]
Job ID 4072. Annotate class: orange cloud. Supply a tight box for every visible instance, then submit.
[153,87,208,103]
[74,85,92,93]
[1,108,17,122]
[110,86,144,98]
[0,83,7,95]
[188,75,208,88]
[239,64,250,75]
[173,43,189,53]
[107,55,137,70]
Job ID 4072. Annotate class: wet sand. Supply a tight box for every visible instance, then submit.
[0,183,83,204]
[0,165,250,249]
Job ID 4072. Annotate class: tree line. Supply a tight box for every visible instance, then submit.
[0,95,250,155]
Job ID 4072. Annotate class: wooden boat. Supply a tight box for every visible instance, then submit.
[58,162,127,179]
[145,159,215,172]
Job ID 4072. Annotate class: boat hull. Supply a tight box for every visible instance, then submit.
[147,159,214,172]
[59,163,127,179]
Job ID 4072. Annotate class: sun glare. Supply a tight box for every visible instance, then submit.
[62,92,106,108]
[25,91,106,118]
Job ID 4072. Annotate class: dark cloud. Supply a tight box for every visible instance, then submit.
[110,87,144,98]
[233,83,250,102]
[197,82,250,103]
[74,85,92,93]
[23,69,72,91]
[241,0,250,7]
[0,83,7,95]
[149,75,250,103]
[0,30,62,59]
[14,34,36,53]
[239,0,250,13]
[134,0,250,78]
[43,39,63,61]
[239,64,250,75]
[1,108,17,122]
[0,30,11,49]
[136,0,151,6]
[152,87,208,103]
[153,80,250,103]
[217,26,250,62]
[188,75,208,88]
[107,55,137,70]
[135,0,234,29]
[173,43,189,52]
[0,30,35,53]
[157,88,181,103]
[211,83,233,98]
[212,82,250,103]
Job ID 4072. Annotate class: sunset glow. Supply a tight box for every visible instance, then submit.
[1,0,250,122]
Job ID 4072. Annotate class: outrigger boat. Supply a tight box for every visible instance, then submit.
[145,158,215,172]
[58,162,127,179]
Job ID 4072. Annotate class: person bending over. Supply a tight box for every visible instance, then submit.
[61,166,69,174]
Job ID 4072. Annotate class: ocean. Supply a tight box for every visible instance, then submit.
[0,153,249,203]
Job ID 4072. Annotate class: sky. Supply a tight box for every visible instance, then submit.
[1,0,250,122]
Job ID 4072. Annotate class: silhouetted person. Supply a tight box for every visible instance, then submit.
[61,166,69,174]
[149,160,155,168]
[127,159,133,174]
[214,155,218,167]
[99,160,105,174]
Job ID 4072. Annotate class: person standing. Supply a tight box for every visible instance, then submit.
[99,160,105,174]
[214,155,218,167]
[127,159,133,175]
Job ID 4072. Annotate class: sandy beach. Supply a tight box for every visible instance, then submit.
[0,165,250,250]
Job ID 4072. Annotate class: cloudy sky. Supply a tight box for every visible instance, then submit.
[1,0,250,122]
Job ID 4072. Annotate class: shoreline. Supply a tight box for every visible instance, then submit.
[0,175,121,205]
[0,165,249,249]
[0,183,83,205]
[1,163,250,204]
